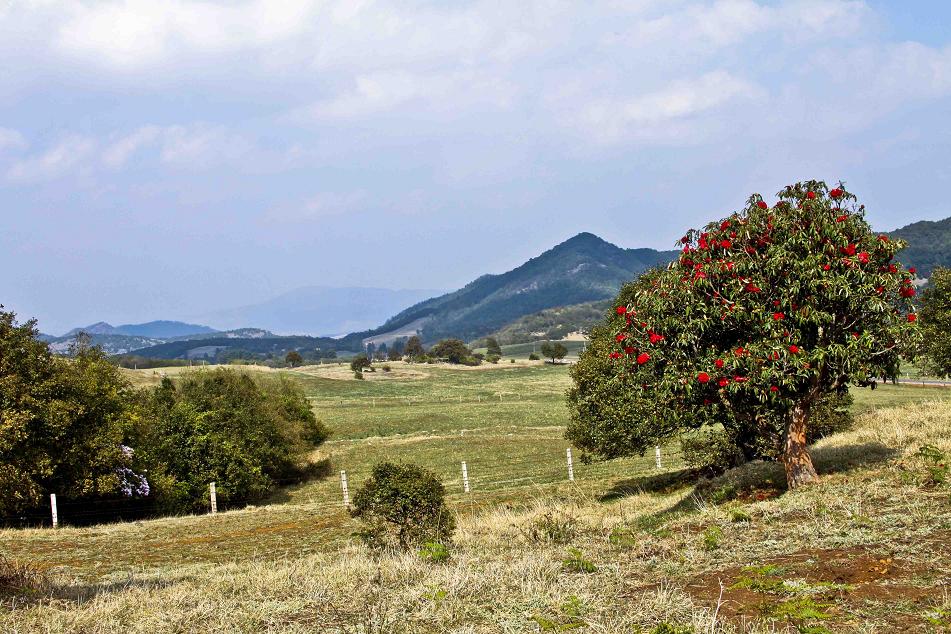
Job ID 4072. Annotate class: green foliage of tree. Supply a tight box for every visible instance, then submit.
[130,369,328,513]
[350,461,455,548]
[430,339,472,364]
[284,350,303,367]
[919,267,951,378]
[540,341,568,364]
[0,309,136,516]
[485,337,503,357]
[350,353,372,374]
[404,336,425,358]
[567,181,919,489]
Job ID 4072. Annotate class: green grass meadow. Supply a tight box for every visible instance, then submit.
[2,361,949,583]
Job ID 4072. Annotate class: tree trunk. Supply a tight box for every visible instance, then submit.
[782,400,819,489]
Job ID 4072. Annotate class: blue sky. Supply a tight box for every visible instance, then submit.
[1,0,949,334]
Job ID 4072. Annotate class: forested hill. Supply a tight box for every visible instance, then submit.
[337,233,678,346]
[888,216,951,278]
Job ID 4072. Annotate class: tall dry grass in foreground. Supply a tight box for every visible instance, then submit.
[2,400,950,633]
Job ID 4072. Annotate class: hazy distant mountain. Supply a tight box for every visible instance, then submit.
[193,286,445,336]
[114,320,218,338]
[337,233,678,347]
[61,320,217,339]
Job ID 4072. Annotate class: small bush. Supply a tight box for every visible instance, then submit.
[561,548,596,573]
[418,541,450,563]
[510,358,516,363]
[381,364,392,373]
[350,462,455,548]
[608,525,637,549]
[525,509,578,544]
[680,429,745,477]
[701,525,723,551]
[528,353,540,361]
[917,444,948,487]
[354,371,364,380]
[486,354,501,364]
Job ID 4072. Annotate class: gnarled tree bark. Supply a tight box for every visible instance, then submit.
[782,399,819,489]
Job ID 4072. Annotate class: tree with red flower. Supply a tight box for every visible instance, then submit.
[568,180,919,490]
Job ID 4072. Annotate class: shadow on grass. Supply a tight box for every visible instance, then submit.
[602,441,897,510]
[601,441,898,535]
[1,556,177,608]
[265,457,334,504]
[599,468,699,502]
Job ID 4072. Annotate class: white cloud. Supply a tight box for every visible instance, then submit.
[5,135,96,184]
[0,128,27,152]
[576,71,764,145]
[55,0,317,70]
[102,126,161,168]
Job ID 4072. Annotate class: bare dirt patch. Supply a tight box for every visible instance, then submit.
[685,533,951,631]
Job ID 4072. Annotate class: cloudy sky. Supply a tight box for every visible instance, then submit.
[2,0,950,334]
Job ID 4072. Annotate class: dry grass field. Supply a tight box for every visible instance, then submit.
[2,362,950,632]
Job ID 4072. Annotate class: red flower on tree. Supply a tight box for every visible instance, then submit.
[773,312,785,321]
[718,377,729,387]
[806,191,816,199]
[830,188,843,198]
[907,313,917,322]
[616,305,627,315]
[788,345,800,354]
[697,372,710,383]
[637,352,650,364]
[715,359,724,369]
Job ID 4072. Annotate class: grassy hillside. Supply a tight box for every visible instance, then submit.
[485,300,610,345]
[2,363,950,632]
[889,215,951,279]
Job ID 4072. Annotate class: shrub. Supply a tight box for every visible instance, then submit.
[131,370,328,514]
[561,548,596,573]
[430,339,472,364]
[350,462,455,548]
[381,364,392,373]
[486,354,501,364]
[418,541,450,563]
[528,353,540,361]
[701,525,723,551]
[525,509,578,544]
[350,354,372,374]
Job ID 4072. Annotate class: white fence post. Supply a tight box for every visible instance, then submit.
[50,493,58,528]
[655,446,662,469]
[340,470,350,507]
[566,448,575,482]
[209,482,218,514]
[461,461,470,493]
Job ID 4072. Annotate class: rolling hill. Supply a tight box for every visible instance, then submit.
[888,215,951,279]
